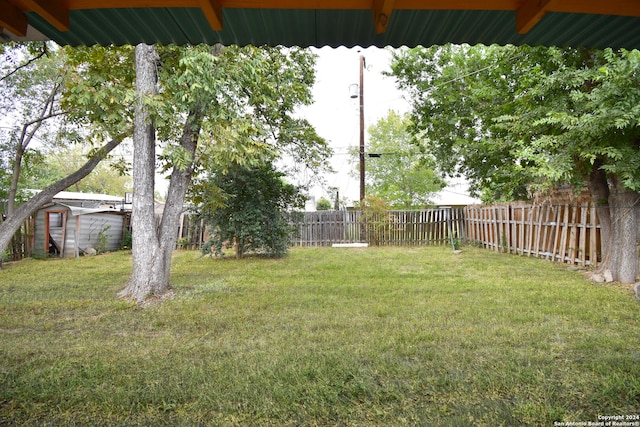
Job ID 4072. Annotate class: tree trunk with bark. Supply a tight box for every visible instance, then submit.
[118,44,162,302]
[0,135,124,266]
[606,177,640,284]
[119,44,204,302]
[6,78,63,218]
[586,165,612,271]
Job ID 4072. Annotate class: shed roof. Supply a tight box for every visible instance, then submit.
[2,1,640,49]
[60,203,123,217]
[53,191,123,203]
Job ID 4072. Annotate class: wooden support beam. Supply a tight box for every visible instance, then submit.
[549,0,640,18]
[21,0,70,31]
[198,0,223,31]
[0,0,28,36]
[54,0,640,17]
[372,0,395,34]
[516,0,555,34]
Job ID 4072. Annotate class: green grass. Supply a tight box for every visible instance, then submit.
[1,247,639,426]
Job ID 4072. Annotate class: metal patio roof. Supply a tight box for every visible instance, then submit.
[2,1,640,49]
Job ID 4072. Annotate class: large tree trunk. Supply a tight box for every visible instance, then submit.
[120,44,221,303]
[150,108,202,287]
[586,165,612,271]
[119,45,204,302]
[119,44,163,302]
[606,176,640,284]
[0,135,125,266]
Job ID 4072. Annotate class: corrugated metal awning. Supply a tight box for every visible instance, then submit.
[2,1,640,49]
[59,204,123,217]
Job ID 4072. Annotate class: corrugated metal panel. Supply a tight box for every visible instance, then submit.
[24,8,640,49]
[75,213,124,256]
[33,204,124,258]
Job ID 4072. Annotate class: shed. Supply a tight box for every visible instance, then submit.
[33,203,125,258]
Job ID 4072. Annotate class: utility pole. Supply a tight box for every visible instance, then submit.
[358,54,365,203]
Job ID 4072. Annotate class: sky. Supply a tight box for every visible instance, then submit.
[295,46,411,207]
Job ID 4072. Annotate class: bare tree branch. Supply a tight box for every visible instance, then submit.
[0,42,49,83]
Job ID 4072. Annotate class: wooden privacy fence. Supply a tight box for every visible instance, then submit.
[464,203,600,267]
[290,208,465,247]
[4,215,35,262]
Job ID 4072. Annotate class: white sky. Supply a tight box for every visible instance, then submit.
[296,46,410,206]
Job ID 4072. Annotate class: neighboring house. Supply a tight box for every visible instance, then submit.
[431,180,481,208]
[32,191,128,258]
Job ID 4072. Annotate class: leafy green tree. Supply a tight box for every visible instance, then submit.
[199,162,305,258]
[363,110,445,208]
[88,44,330,301]
[23,145,131,196]
[391,45,640,283]
[1,42,66,216]
[390,44,535,202]
[316,197,332,210]
[0,43,129,263]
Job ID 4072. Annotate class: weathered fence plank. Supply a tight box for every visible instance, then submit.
[290,208,465,248]
[464,203,600,267]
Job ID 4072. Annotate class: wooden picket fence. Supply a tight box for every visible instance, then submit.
[290,208,465,247]
[4,216,35,262]
[5,203,602,269]
[464,203,600,267]
[291,203,602,267]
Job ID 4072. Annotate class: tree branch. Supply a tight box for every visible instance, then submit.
[0,131,130,265]
[0,42,49,83]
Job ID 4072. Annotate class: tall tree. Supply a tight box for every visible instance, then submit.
[391,45,640,283]
[1,42,66,218]
[115,44,329,302]
[0,43,131,263]
[362,110,445,208]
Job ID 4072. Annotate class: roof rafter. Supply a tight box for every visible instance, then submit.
[6,0,640,38]
[372,0,395,34]
[548,0,640,18]
[198,0,223,31]
[0,0,29,36]
[516,0,555,34]
[21,0,69,31]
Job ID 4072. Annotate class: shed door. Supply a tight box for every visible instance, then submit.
[45,210,67,257]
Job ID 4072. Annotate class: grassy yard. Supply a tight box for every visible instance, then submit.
[0,246,638,426]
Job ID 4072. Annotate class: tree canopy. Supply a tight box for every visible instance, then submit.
[391,45,640,282]
[363,110,445,209]
[97,44,331,301]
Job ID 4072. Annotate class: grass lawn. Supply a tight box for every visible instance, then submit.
[0,246,639,426]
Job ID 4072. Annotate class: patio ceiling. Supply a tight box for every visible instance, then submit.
[1,1,640,48]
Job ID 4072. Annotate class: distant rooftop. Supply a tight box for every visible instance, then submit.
[53,191,124,203]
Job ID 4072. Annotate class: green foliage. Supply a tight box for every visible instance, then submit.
[120,230,132,251]
[1,248,639,425]
[22,144,131,195]
[62,45,135,138]
[0,42,71,213]
[152,45,331,181]
[95,225,111,254]
[357,196,391,246]
[198,162,306,258]
[391,45,640,200]
[315,197,332,211]
[390,45,535,202]
[363,110,445,208]
[62,44,331,195]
